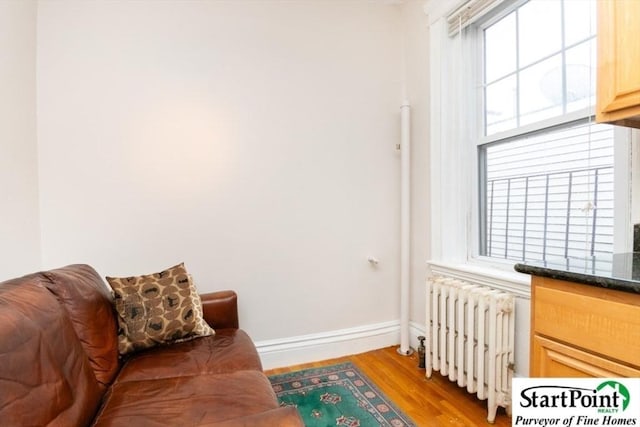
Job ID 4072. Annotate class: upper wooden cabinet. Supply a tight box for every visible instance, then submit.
[596,0,640,128]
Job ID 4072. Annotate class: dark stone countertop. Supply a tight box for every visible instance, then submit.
[514,252,640,294]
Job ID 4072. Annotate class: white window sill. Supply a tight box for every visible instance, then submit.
[427,259,532,299]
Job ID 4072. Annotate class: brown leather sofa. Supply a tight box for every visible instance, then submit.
[0,264,304,427]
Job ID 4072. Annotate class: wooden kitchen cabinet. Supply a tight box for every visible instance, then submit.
[530,276,640,377]
[596,0,640,128]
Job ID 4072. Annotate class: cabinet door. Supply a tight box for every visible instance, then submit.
[596,0,640,126]
[532,277,640,368]
[531,335,640,378]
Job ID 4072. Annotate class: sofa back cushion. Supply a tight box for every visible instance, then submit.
[106,263,214,356]
[0,275,103,426]
[40,264,120,387]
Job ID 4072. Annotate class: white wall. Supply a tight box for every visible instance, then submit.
[37,0,405,347]
[0,0,41,279]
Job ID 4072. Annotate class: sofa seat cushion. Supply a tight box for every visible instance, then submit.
[92,370,279,427]
[115,329,262,383]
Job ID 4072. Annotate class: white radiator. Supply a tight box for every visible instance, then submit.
[425,275,515,423]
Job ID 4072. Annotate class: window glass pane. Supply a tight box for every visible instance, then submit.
[486,75,517,135]
[565,39,596,113]
[564,0,596,46]
[484,12,517,83]
[518,0,562,67]
[519,54,563,126]
[482,122,614,262]
[479,0,611,264]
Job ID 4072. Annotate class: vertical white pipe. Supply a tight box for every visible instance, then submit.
[398,101,411,356]
[425,278,433,376]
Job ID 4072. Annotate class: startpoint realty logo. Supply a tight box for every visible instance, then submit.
[512,378,640,426]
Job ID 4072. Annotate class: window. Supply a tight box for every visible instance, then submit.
[477,0,614,264]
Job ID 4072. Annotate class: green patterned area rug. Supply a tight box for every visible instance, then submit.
[268,362,415,427]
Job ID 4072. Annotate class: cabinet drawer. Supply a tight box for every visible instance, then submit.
[533,278,640,367]
[532,335,640,378]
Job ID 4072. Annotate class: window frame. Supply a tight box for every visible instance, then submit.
[467,0,635,269]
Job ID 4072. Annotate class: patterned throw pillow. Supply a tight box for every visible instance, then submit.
[106,263,215,356]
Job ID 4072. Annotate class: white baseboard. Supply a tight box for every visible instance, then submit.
[256,320,428,370]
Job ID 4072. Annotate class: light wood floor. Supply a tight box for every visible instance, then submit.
[265,346,512,427]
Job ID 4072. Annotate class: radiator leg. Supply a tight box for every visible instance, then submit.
[487,403,498,424]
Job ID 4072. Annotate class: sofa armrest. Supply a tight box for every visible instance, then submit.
[200,407,304,427]
[200,290,239,329]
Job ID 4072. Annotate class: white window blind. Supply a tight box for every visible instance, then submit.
[447,0,504,37]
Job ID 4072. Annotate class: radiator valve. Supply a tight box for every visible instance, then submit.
[417,335,426,369]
